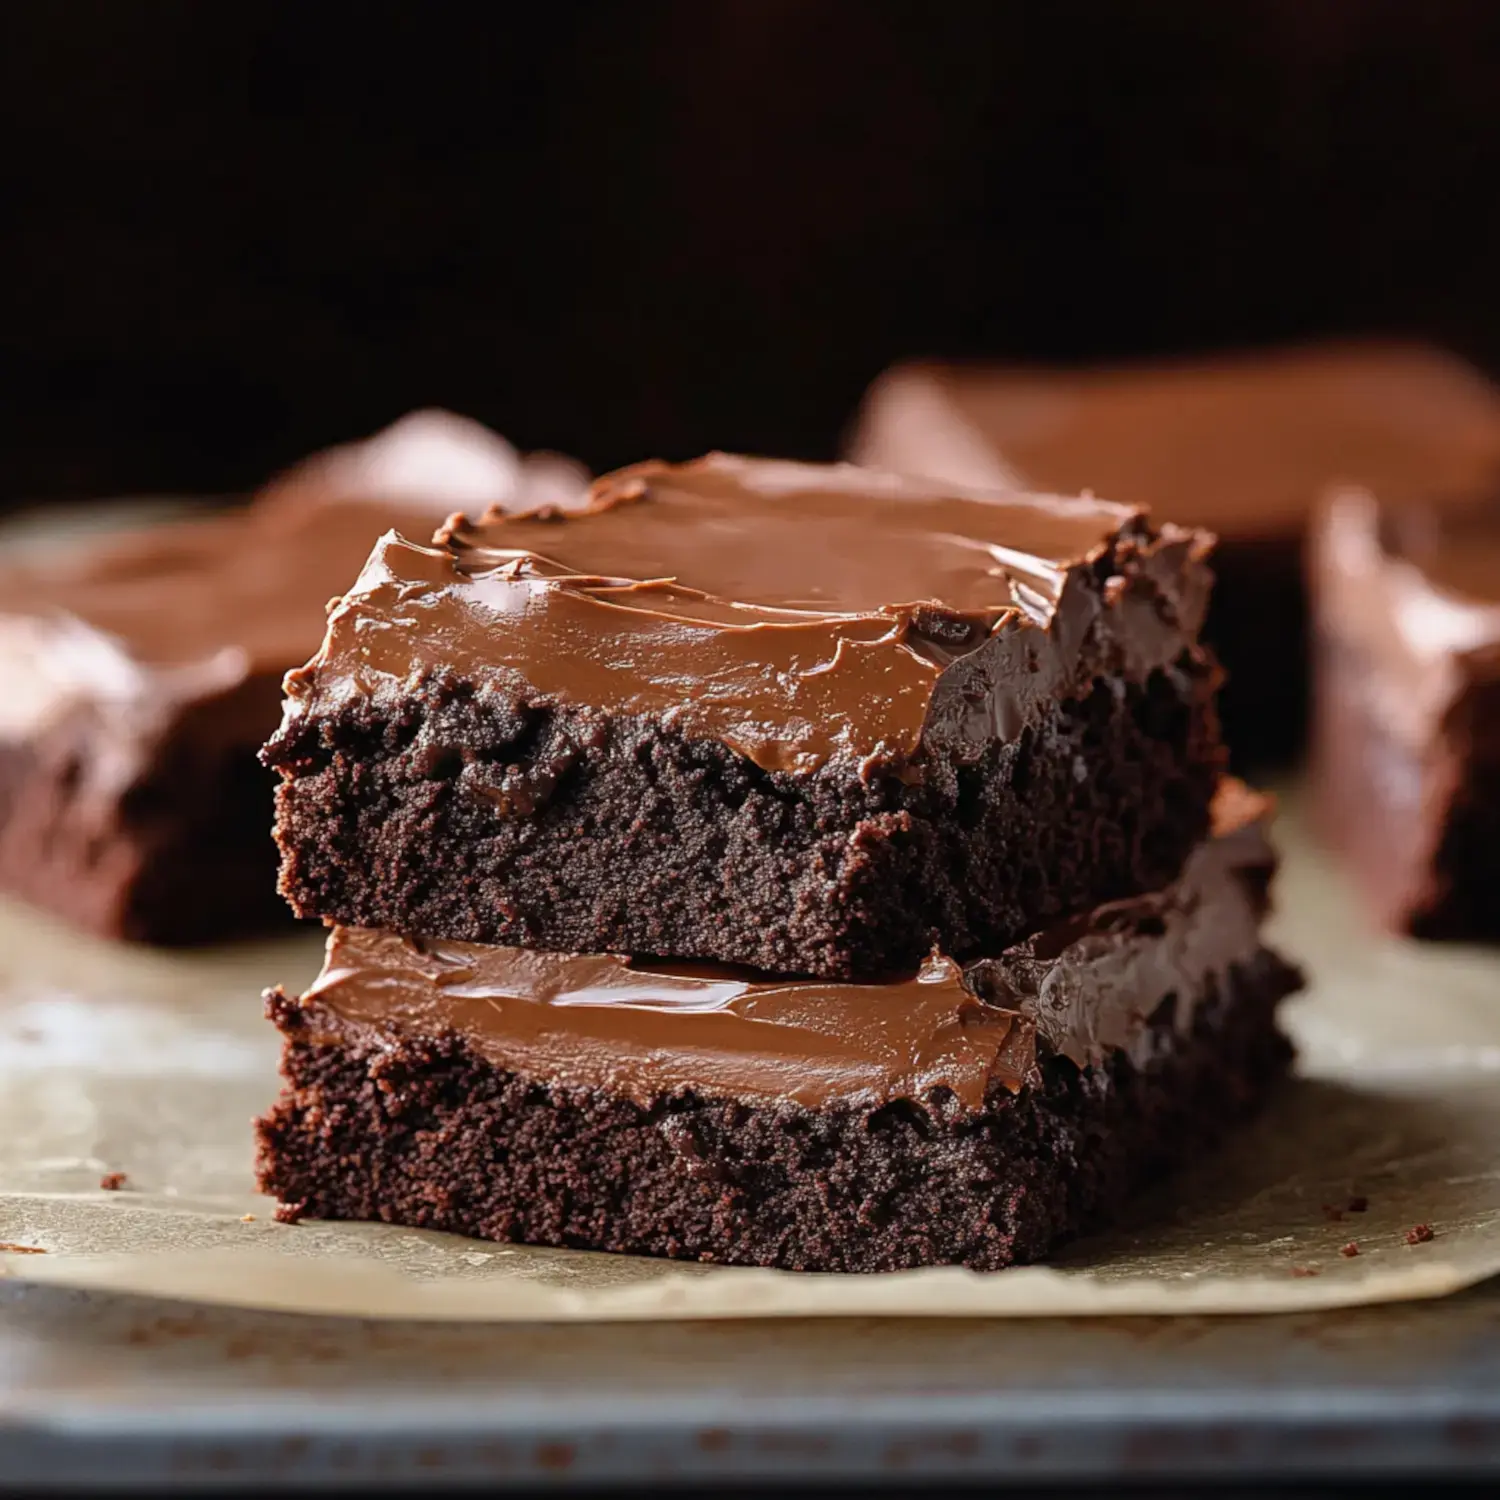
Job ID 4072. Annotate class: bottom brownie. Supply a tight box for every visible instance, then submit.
[257,953,1293,1273]
[256,787,1299,1272]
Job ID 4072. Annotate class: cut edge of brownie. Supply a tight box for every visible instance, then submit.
[255,946,1298,1274]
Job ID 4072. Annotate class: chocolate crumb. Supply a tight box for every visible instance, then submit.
[1405,1223,1435,1245]
[1340,1241,1360,1258]
[1291,1266,1320,1278]
[1347,1195,1369,1214]
[0,1242,46,1254]
[99,1171,128,1191]
[1321,1203,1344,1223]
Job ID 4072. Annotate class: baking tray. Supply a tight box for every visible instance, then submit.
[2,1278,1498,1489]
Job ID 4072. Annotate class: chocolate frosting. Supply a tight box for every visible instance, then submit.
[282,453,1213,774]
[292,781,1277,1114]
[1313,486,1500,751]
[852,343,1500,540]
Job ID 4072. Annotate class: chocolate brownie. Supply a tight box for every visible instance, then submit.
[0,413,587,943]
[256,783,1300,1272]
[1310,486,1500,940]
[850,342,1500,764]
[265,453,1225,980]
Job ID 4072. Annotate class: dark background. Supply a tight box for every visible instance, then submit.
[5,0,1500,501]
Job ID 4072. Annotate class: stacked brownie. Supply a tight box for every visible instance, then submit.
[0,411,586,942]
[256,454,1301,1271]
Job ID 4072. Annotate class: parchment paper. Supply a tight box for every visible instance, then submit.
[2,797,1498,1321]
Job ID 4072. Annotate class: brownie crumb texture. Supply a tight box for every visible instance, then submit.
[98,1171,128,1191]
[1339,1241,1360,1258]
[269,658,1221,978]
[1406,1223,1436,1245]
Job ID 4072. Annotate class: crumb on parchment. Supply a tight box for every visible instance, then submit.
[1406,1223,1435,1245]
[1340,1242,1360,1258]
[99,1171,128,1191]
[0,1242,46,1254]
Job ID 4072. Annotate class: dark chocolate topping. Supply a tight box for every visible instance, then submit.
[853,343,1500,540]
[281,453,1213,774]
[294,781,1276,1113]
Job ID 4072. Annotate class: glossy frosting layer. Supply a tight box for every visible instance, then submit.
[282,453,1213,774]
[852,343,1500,539]
[293,782,1277,1113]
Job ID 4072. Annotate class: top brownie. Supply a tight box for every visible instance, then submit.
[265,453,1224,978]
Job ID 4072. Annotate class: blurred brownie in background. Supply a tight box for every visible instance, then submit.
[1310,487,1500,941]
[0,414,587,943]
[850,342,1500,764]
[255,411,589,518]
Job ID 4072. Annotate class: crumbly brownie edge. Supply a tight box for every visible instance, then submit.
[255,947,1297,1274]
[267,654,1222,979]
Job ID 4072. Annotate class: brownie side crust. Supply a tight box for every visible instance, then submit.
[256,947,1296,1274]
[268,651,1220,979]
